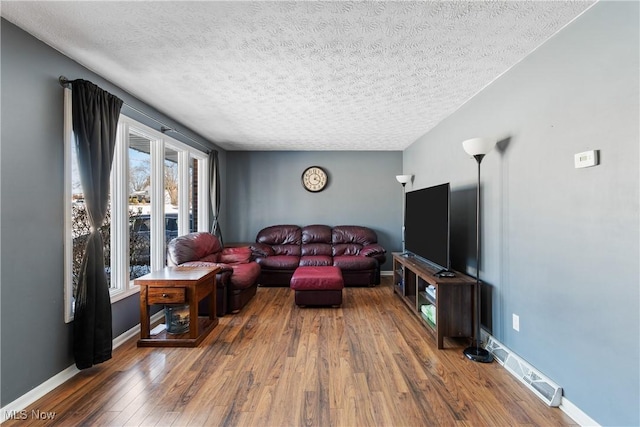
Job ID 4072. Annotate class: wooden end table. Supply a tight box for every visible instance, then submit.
[135,266,220,347]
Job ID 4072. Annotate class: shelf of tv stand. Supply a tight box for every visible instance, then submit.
[393,252,475,349]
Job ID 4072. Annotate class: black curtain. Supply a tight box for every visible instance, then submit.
[71,79,123,370]
[209,150,223,244]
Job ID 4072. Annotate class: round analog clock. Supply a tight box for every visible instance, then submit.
[301,166,328,192]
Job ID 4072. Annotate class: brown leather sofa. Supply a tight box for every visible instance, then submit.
[167,232,260,314]
[250,225,386,286]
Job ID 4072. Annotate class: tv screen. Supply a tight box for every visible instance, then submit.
[404,183,450,271]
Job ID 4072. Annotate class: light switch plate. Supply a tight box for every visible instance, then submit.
[574,150,599,168]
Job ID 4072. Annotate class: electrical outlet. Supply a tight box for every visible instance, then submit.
[574,150,599,168]
[512,314,520,332]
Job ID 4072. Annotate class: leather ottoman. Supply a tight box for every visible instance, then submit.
[290,266,344,307]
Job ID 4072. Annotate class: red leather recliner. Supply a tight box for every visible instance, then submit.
[167,232,260,314]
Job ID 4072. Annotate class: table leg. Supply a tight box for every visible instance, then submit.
[189,285,198,340]
[140,287,150,339]
[209,276,216,320]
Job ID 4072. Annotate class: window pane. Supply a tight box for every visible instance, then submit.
[164,148,179,266]
[128,133,152,279]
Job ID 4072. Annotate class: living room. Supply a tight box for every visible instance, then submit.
[1,2,638,426]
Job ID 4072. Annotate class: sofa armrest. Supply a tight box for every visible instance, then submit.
[360,244,386,258]
[250,242,274,258]
[220,246,252,264]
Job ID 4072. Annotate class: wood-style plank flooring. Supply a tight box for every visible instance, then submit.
[4,278,576,426]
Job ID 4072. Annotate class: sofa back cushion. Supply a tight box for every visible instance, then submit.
[332,226,378,246]
[256,225,302,256]
[257,224,301,245]
[331,226,378,257]
[167,232,222,266]
[301,225,332,244]
[301,225,332,257]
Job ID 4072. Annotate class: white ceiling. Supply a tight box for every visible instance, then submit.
[1,1,594,151]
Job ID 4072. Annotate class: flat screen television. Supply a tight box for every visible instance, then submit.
[404,182,451,272]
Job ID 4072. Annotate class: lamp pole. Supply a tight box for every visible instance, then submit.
[462,138,495,363]
[401,181,407,253]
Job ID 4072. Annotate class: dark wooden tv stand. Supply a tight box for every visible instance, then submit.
[393,252,475,349]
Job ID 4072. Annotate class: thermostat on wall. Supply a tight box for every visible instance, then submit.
[574,150,599,169]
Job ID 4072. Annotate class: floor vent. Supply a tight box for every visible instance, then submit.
[485,336,562,407]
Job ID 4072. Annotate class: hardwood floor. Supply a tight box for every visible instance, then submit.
[5,278,576,426]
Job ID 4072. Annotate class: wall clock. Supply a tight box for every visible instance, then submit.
[301,166,328,192]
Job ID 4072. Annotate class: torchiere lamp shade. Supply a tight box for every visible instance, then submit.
[396,174,412,185]
[462,137,496,156]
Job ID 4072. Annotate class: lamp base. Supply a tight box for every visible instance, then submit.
[463,346,493,363]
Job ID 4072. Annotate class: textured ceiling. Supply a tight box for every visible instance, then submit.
[1,1,594,151]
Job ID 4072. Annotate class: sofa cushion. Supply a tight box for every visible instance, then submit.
[167,232,222,265]
[301,243,332,257]
[257,255,301,270]
[220,246,252,264]
[299,255,333,267]
[333,255,377,271]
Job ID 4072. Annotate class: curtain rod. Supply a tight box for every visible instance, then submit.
[59,76,215,154]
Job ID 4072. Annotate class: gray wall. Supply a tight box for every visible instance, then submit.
[226,151,403,271]
[0,20,223,406]
[403,3,639,425]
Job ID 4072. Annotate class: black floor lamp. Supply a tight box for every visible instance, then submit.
[396,174,413,253]
[462,137,495,363]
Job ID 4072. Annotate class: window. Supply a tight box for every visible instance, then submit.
[64,89,209,322]
[127,131,153,280]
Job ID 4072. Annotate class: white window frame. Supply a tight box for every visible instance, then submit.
[64,93,210,322]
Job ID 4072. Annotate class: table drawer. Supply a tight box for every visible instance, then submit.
[148,287,186,304]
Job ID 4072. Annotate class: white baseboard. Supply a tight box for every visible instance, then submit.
[0,364,79,423]
[560,397,601,427]
[381,270,393,276]
[0,311,164,423]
